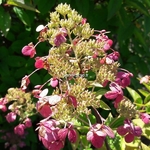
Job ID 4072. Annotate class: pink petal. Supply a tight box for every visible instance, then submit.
[58,128,68,140]
[68,129,77,143]
[39,105,52,118]
[68,95,77,108]
[104,91,118,99]
[117,126,128,136]
[125,133,134,143]
[91,133,104,148]
[50,78,58,88]
[102,125,115,138]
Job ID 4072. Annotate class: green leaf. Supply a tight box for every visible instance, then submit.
[144,94,150,104]
[95,88,108,99]
[30,72,42,85]
[144,16,150,36]
[0,0,2,4]
[126,87,143,104]
[134,27,147,47]
[100,100,111,110]
[141,143,150,150]
[13,7,31,26]
[35,0,55,14]
[118,23,134,42]
[109,116,125,129]
[5,56,26,67]
[143,0,150,8]
[0,6,11,37]
[75,0,90,17]
[142,82,150,91]
[7,0,40,13]
[126,0,149,16]
[107,0,122,20]
[138,89,149,97]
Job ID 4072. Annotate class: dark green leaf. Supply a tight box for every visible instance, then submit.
[0,6,11,37]
[7,0,40,13]
[107,0,122,20]
[13,7,31,26]
[134,27,147,47]
[30,72,42,85]
[118,23,134,42]
[36,0,55,14]
[5,56,26,67]
[126,0,149,16]
[75,0,90,17]
[109,116,125,128]
[144,16,150,36]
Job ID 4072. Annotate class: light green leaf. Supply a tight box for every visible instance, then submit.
[13,7,31,26]
[107,0,123,20]
[141,143,150,150]
[100,100,111,110]
[144,94,150,104]
[0,6,11,37]
[126,87,143,104]
[0,0,2,4]
[95,89,108,99]
[138,89,149,97]
[7,0,40,13]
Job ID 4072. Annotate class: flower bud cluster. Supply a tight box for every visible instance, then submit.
[5,88,36,120]
[117,97,138,119]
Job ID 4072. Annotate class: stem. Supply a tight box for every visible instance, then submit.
[28,69,40,77]
[74,113,89,126]
[105,138,111,150]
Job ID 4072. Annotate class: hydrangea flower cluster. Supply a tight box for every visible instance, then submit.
[20,3,149,149]
[1,3,149,150]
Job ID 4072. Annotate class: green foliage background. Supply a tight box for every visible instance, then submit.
[0,0,150,149]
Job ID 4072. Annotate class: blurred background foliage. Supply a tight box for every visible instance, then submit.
[0,0,150,96]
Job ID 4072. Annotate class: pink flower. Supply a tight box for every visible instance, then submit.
[38,119,64,150]
[103,39,113,51]
[81,18,87,24]
[140,113,150,124]
[54,34,66,47]
[117,119,142,143]
[115,71,133,88]
[14,124,25,136]
[24,118,32,128]
[20,75,30,90]
[0,98,7,112]
[140,75,150,84]
[58,124,77,143]
[50,78,58,88]
[107,51,120,61]
[6,112,17,123]
[104,82,123,108]
[87,123,114,148]
[35,57,44,69]
[21,43,36,58]
[54,28,67,47]
[10,144,17,150]
[37,89,61,118]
